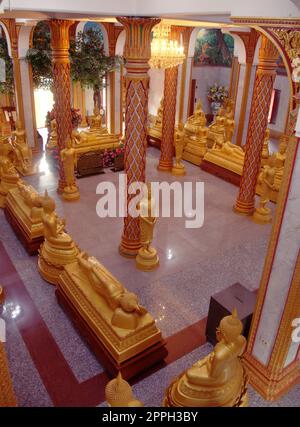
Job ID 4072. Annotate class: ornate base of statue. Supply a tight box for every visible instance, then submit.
[38,238,79,285]
[62,185,80,202]
[136,246,159,271]
[203,148,244,176]
[201,159,241,186]
[4,186,44,255]
[182,138,207,166]
[56,257,167,379]
[171,163,186,176]
[252,205,272,224]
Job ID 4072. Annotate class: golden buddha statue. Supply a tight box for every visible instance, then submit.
[57,250,165,367]
[203,131,245,176]
[163,309,248,407]
[253,164,276,224]
[105,373,143,407]
[207,103,227,148]
[172,123,186,176]
[273,135,288,191]
[77,251,147,330]
[136,184,159,271]
[11,120,33,175]
[224,106,235,143]
[261,128,271,166]
[71,106,120,158]
[0,341,18,407]
[184,100,207,136]
[46,119,58,151]
[60,136,80,202]
[38,190,79,285]
[148,97,164,142]
[182,117,208,166]
[0,137,20,208]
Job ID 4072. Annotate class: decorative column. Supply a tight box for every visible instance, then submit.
[6,19,25,128]
[117,17,160,257]
[243,123,300,400]
[232,29,259,146]
[178,27,194,125]
[234,35,279,215]
[103,23,123,135]
[49,19,75,193]
[158,65,179,171]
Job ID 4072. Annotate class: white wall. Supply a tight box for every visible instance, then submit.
[192,65,232,114]
[148,68,164,117]
[269,74,290,134]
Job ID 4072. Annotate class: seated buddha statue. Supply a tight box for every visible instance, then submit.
[163,309,248,407]
[182,117,208,166]
[207,105,227,148]
[47,119,58,151]
[38,190,78,284]
[12,120,33,175]
[184,100,207,136]
[88,106,108,135]
[0,137,20,208]
[77,251,146,330]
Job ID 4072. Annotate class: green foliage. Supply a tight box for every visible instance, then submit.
[69,28,122,90]
[26,23,122,91]
[0,37,14,95]
[26,21,52,90]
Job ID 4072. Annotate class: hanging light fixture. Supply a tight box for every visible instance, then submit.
[149,23,185,70]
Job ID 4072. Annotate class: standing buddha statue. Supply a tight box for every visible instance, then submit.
[60,136,80,201]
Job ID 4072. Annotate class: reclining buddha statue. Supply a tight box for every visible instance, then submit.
[148,97,164,144]
[203,131,245,176]
[56,249,166,372]
[38,190,79,285]
[163,309,248,407]
[71,105,120,159]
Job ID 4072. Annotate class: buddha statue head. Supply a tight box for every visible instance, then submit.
[119,291,140,313]
[105,373,143,407]
[217,308,243,344]
[42,190,56,214]
[93,105,100,116]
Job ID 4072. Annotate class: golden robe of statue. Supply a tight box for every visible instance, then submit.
[47,119,58,151]
[38,190,79,284]
[163,309,248,407]
[253,164,276,224]
[261,128,271,166]
[184,100,207,136]
[11,120,33,175]
[172,123,186,175]
[136,184,159,271]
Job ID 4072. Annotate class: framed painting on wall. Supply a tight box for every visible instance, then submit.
[194,29,234,67]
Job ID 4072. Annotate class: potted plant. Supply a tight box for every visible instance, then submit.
[207,83,228,115]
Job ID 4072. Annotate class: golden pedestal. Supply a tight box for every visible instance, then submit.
[172,163,186,176]
[0,174,19,208]
[203,147,244,176]
[136,247,159,271]
[182,135,207,166]
[5,185,44,254]
[56,258,167,378]
[62,185,80,202]
[252,206,272,224]
[38,237,79,285]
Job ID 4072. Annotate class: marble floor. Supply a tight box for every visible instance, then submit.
[0,147,299,406]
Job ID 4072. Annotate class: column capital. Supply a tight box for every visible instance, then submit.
[49,19,75,52]
[116,17,160,61]
[102,22,124,56]
[258,35,280,69]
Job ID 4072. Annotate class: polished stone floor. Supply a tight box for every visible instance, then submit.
[1,147,299,406]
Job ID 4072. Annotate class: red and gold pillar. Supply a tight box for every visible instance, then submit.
[234,35,279,215]
[49,19,75,192]
[117,17,160,257]
[158,65,179,171]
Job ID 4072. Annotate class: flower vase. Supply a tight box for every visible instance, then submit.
[211,101,221,116]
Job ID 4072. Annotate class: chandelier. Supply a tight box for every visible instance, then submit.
[149,23,185,70]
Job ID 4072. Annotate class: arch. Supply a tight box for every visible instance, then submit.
[0,20,12,58]
[115,29,125,56]
[75,21,109,56]
[230,33,247,64]
[187,27,200,58]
